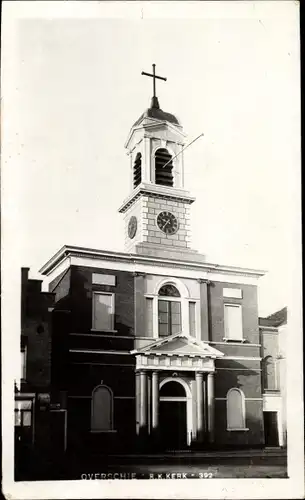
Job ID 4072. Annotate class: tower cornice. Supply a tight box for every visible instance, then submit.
[118,182,195,214]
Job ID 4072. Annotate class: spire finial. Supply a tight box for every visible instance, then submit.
[141,64,167,109]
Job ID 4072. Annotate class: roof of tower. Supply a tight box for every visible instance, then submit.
[132,96,180,128]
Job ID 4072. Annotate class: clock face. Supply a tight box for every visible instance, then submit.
[157,211,179,235]
[128,216,137,239]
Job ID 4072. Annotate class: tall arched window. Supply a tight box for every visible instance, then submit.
[262,356,276,390]
[91,385,113,432]
[133,152,142,188]
[155,148,174,187]
[158,284,181,337]
[226,388,246,430]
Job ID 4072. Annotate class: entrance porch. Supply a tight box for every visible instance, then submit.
[131,333,224,450]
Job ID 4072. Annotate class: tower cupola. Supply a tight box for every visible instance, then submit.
[119,64,204,262]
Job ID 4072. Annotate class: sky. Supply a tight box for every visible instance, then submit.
[2,1,301,317]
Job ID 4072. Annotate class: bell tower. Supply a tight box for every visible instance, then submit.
[119,64,205,262]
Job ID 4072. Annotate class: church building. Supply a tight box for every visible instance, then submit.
[37,66,273,453]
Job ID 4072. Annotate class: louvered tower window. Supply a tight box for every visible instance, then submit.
[133,152,142,188]
[155,148,174,187]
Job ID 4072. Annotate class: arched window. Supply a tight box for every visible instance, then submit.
[91,385,113,432]
[262,356,276,390]
[133,152,142,188]
[155,148,174,187]
[226,388,246,430]
[158,283,181,337]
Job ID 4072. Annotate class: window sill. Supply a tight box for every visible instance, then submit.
[91,329,118,334]
[223,338,245,343]
[227,428,249,432]
[90,430,117,434]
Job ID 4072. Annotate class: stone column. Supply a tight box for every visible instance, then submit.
[196,372,204,442]
[139,371,148,433]
[135,372,140,435]
[151,372,159,433]
[207,372,215,443]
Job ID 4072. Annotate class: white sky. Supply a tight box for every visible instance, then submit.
[2,1,301,316]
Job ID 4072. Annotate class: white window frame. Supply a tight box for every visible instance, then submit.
[92,292,115,332]
[158,296,182,338]
[226,388,249,431]
[223,303,244,342]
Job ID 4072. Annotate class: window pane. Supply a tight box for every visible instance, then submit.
[171,323,181,334]
[22,411,32,427]
[189,302,196,336]
[145,298,153,337]
[159,312,169,324]
[158,300,169,313]
[171,302,181,314]
[171,313,181,325]
[224,305,243,340]
[159,323,169,337]
[15,410,21,426]
[93,294,113,330]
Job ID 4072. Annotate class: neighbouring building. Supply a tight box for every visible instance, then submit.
[259,307,287,447]
[18,72,287,460]
[15,268,55,472]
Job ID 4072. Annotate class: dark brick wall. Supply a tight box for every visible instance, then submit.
[69,266,134,335]
[208,282,260,344]
[21,271,55,392]
[214,399,264,446]
[215,366,262,399]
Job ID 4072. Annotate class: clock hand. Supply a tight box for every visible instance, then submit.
[163,219,170,230]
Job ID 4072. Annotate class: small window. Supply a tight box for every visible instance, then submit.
[189,302,196,336]
[15,400,33,427]
[92,293,114,331]
[145,297,154,337]
[226,388,246,430]
[224,304,243,341]
[262,356,277,390]
[133,152,142,188]
[155,148,174,187]
[21,347,27,380]
[91,385,113,432]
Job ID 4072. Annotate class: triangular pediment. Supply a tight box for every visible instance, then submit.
[131,333,224,358]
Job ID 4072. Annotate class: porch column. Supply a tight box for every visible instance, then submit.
[139,370,148,433]
[151,371,159,432]
[135,371,140,435]
[207,372,215,443]
[196,372,204,442]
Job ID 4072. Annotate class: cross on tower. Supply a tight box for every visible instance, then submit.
[141,64,167,109]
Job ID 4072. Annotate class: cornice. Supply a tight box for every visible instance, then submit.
[39,244,266,280]
[118,184,195,213]
[125,118,186,148]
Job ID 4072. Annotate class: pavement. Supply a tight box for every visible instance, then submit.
[15,447,288,481]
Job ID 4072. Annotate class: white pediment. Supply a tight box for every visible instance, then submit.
[131,333,224,359]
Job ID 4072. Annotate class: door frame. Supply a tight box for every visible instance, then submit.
[159,377,192,446]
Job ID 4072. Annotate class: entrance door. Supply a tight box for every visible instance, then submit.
[159,380,188,450]
[159,400,187,450]
[264,411,279,446]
